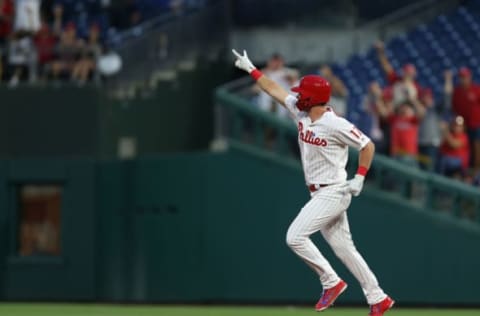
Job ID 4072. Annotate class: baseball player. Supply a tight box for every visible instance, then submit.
[232,49,394,316]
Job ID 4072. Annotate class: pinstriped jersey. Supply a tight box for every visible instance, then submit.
[284,95,370,185]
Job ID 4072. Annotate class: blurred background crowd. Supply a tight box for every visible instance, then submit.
[246,5,480,188]
[0,0,479,188]
[0,0,207,86]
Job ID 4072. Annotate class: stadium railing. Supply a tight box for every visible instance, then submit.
[214,78,480,224]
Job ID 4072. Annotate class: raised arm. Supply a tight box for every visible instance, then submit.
[370,82,392,119]
[410,96,426,119]
[375,41,394,76]
[444,70,454,95]
[232,49,289,106]
[443,70,454,113]
[331,75,349,98]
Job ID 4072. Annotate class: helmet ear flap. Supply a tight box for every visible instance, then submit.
[296,95,312,111]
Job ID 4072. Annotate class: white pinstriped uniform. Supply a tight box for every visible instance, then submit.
[284,95,387,305]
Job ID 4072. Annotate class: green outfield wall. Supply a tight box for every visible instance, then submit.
[0,145,479,304]
[0,62,229,159]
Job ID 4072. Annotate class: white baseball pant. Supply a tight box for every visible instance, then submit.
[286,183,387,305]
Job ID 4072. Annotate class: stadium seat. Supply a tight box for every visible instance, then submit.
[339,5,480,119]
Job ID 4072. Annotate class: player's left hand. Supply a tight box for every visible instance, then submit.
[347,175,365,197]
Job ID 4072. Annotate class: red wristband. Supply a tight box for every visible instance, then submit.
[250,69,263,81]
[356,166,368,176]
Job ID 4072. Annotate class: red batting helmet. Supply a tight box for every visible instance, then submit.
[291,75,331,111]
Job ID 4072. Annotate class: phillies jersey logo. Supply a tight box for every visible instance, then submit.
[298,122,327,146]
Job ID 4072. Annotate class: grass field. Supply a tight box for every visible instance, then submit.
[0,305,479,316]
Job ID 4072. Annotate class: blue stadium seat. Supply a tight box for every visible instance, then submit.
[337,5,480,120]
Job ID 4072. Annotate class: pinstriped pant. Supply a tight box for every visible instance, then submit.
[286,183,386,305]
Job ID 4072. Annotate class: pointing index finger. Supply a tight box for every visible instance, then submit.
[232,49,242,58]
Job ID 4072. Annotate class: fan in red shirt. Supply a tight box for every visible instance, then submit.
[451,67,480,171]
[0,0,14,44]
[0,0,13,81]
[375,41,422,106]
[34,21,57,68]
[374,86,426,163]
[388,103,422,160]
[439,116,470,176]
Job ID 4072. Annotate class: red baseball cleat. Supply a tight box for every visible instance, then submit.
[369,296,395,316]
[315,280,348,312]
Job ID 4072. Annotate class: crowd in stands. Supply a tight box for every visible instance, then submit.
[0,0,206,86]
[250,43,480,187]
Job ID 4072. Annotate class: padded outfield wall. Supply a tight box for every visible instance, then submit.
[0,63,229,159]
[0,146,479,304]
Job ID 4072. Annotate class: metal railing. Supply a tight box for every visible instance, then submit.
[214,79,480,224]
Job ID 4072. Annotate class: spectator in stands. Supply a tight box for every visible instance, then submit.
[50,22,83,81]
[51,2,64,35]
[10,0,43,83]
[52,0,108,38]
[7,32,37,86]
[280,67,299,118]
[71,23,101,84]
[418,88,442,171]
[14,0,42,36]
[52,0,88,27]
[284,67,299,87]
[50,2,98,36]
[376,90,425,164]
[449,67,480,172]
[375,41,421,106]
[0,0,14,45]
[7,0,43,86]
[52,0,69,25]
[34,20,57,79]
[363,81,392,154]
[438,116,470,176]
[0,0,13,80]
[255,53,290,118]
[319,65,348,116]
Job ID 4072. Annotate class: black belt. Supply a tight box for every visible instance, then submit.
[308,184,329,192]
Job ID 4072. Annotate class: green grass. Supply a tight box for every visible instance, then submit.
[0,305,480,316]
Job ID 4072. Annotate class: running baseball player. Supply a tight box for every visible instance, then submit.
[232,49,394,316]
